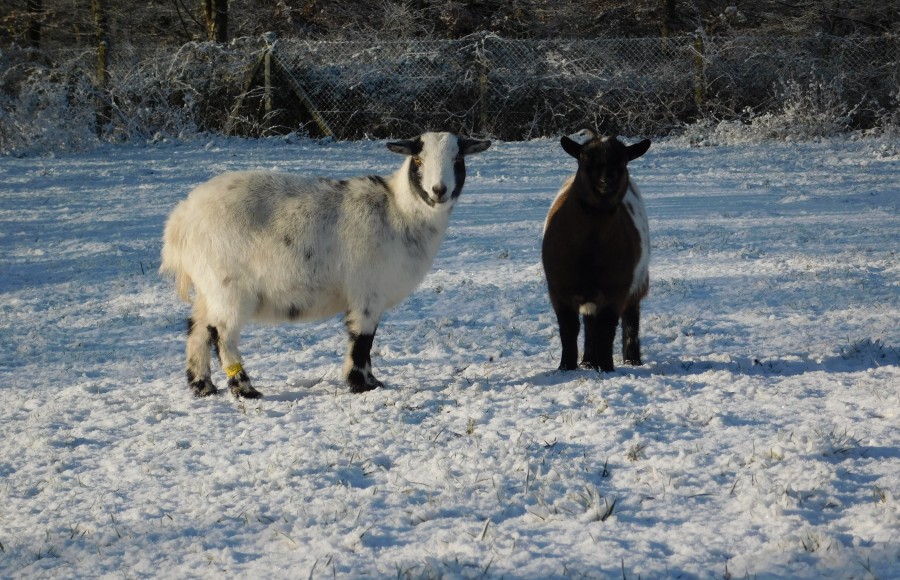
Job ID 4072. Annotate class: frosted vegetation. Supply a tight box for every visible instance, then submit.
[0,133,897,577]
[2,34,898,154]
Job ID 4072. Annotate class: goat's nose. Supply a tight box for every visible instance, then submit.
[432,184,447,197]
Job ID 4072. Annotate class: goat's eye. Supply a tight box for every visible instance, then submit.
[412,156,423,167]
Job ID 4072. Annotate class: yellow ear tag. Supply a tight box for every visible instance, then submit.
[225,363,244,378]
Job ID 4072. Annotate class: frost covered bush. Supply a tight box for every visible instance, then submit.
[0,42,259,155]
[686,75,870,145]
[0,49,100,155]
[756,77,860,138]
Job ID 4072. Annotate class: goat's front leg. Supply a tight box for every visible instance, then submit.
[582,306,618,372]
[343,309,383,393]
[553,302,580,371]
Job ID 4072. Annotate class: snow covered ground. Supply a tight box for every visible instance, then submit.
[1,135,898,579]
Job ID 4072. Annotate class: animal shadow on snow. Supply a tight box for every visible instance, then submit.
[655,338,898,378]
[513,337,897,388]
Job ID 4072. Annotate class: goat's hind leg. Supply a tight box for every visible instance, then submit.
[212,322,262,399]
[621,302,642,366]
[185,309,218,397]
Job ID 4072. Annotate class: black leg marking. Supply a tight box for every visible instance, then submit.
[555,305,580,371]
[186,369,218,397]
[228,368,262,399]
[186,318,218,396]
[208,325,221,363]
[622,303,642,366]
[346,331,383,393]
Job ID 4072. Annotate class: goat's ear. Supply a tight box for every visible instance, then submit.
[626,139,651,161]
[386,138,422,156]
[459,138,491,155]
[561,136,582,158]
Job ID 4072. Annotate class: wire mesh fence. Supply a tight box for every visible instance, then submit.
[272,35,703,139]
[1,33,898,152]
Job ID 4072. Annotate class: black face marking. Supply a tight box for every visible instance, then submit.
[407,157,434,207]
[408,137,423,155]
[451,155,466,199]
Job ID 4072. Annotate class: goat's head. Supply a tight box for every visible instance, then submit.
[387,132,491,207]
[561,133,651,212]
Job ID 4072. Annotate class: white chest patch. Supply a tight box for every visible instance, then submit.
[624,179,650,296]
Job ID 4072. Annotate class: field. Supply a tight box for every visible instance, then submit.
[1,135,898,578]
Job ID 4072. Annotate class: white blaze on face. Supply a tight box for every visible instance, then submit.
[567,128,597,145]
[419,132,460,204]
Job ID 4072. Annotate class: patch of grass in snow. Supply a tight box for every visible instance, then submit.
[837,337,899,367]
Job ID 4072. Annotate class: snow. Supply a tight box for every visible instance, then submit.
[1,135,898,578]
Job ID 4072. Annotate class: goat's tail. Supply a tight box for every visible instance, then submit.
[159,204,193,302]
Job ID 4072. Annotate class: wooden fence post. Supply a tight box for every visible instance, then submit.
[93,0,110,137]
[264,39,273,117]
[694,32,706,108]
[477,34,490,135]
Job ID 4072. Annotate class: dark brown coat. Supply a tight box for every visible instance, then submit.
[542,133,651,371]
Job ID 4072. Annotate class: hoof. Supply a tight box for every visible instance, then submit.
[347,369,383,393]
[190,379,218,397]
[230,384,263,399]
[558,361,578,371]
[580,361,615,373]
[624,358,643,366]
[227,366,262,399]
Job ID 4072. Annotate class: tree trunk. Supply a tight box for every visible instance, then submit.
[203,0,228,43]
[27,0,42,49]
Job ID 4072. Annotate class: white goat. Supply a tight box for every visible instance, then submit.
[160,132,491,397]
